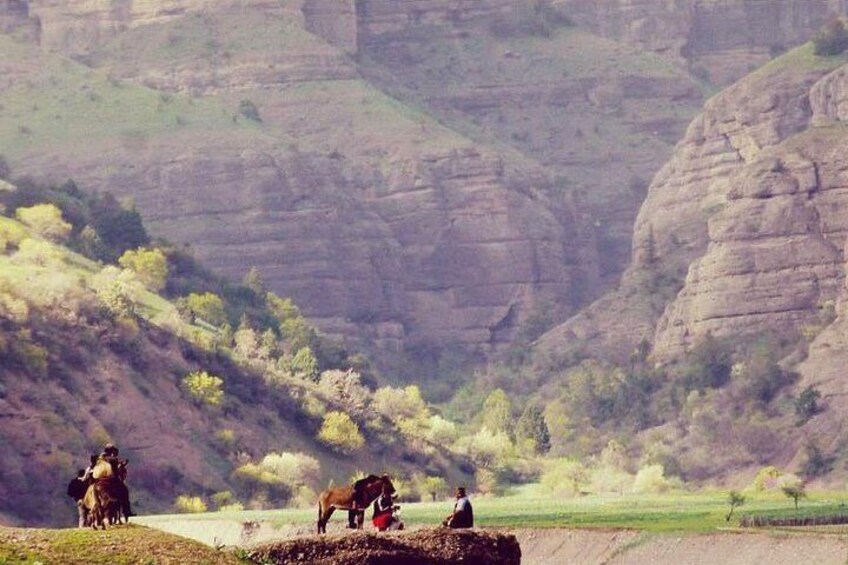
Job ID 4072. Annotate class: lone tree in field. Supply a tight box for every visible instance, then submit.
[725,490,746,521]
[781,476,806,512]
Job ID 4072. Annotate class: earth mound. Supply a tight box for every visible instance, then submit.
[247,528,521,565]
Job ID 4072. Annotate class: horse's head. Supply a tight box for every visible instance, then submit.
[378,474,395,497]
[115,459,128,482]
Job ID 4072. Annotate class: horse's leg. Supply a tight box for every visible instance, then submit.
[317,503,323,534]
[357,510,364,529]
[318,504,336,534]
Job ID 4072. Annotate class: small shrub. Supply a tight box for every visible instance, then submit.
[632,464,675,494]
[174,495,207,513]
[794,386,822,424]
[239,99,261,122]
[15,203,71,242]
[211,491,239,510]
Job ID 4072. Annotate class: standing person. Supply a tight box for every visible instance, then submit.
[66,470,89,527]
[442,487,473,528]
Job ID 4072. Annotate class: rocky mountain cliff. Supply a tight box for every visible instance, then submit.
[0,0,706,361]
[538,43,848,475]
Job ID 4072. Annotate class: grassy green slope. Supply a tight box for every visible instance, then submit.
[0,37,272,161]
[0,525,243,565]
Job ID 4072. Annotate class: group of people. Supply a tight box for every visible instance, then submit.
[356,482,474,532]
[66,443,134,528]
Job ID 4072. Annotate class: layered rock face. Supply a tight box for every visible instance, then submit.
[560,0,843,85]
[3,2,589,352]
[636,54,848,359]
[538,50,848,366]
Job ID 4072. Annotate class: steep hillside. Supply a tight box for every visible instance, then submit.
[0,183,472,527]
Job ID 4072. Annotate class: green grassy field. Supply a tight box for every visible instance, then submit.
[137,487,848,534]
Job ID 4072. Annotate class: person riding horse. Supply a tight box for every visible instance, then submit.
[80,443,134,528]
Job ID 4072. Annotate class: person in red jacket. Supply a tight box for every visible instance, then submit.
[371,485,401,531]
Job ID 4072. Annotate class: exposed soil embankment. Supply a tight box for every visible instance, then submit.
[248,529,521,565]
[512,528,848,565]
[136,518,848,564]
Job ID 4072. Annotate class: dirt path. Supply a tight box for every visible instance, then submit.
[138,518,848,564]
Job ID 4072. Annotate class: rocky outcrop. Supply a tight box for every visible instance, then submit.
[538,48,848,365]
[642,55,848,358]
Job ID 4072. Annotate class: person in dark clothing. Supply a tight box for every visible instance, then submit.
[442,487,473,528]
[66,469,89,527]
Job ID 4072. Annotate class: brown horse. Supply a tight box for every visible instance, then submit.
[317,474,395,534]
[83,458,130,529]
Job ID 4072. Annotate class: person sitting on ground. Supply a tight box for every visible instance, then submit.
[442,487,473,528]
[371,485,401,531]
[66,469,90,528]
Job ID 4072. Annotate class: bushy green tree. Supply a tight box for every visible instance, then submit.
[540,458,589,497]
[174,495,207,513]
[480,389,514,436]
[417,475,449,502]
[779,474,806,511]
[182,371,224,406]
[257,451,321,490]
[318,411,364,453]
[184,292,227,326]
[515,404,550,454]
[291,347,318,380]
[632,464,674,494]
[15,203,71,242]
[119,247,168,291]
[725,490,746,521]
[243,266,264,295]
[90,193,149,261]
[280,315,314,352]
[680,333,732,392]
